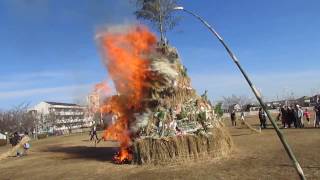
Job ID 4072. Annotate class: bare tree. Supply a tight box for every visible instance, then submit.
[135,0,180,44]
[0,103,37,134]
[222,94,254,110]
[47,112,58,134]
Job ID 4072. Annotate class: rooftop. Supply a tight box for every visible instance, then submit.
[45,101,79,106]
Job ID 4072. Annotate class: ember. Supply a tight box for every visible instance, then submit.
[113,148,133,164]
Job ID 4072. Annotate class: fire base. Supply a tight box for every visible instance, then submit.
[132,122,233,165]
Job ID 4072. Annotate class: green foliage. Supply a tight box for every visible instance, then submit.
[214,102,224,117]
[135,0,180,43]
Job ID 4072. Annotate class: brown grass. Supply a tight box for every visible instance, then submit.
[0,116,319,180]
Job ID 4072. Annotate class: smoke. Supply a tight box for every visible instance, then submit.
[150,60,179,80]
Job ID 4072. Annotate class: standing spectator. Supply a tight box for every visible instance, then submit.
[314,103,320,128]
[240,111,245,121]
[258,108,267,129]
[303,109,311,125]
[294,105,304,128]
[280,106,289,128]
[230,110,236,126]
[240,111,245,126]
[287,106,295,128]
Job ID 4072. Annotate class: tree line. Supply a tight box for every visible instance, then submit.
[0,103,36,134]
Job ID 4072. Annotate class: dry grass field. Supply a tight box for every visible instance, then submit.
[0,115,319,180]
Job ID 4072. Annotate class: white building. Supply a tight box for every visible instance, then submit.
[0,133,6,140]
[29,101,94,134]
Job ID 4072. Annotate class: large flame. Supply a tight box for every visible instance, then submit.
[96,25,157,163]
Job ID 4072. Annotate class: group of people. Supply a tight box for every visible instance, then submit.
[279,104,320,128]
[230,110,247,127]
[231,103,320,129]
[9,132,30,157]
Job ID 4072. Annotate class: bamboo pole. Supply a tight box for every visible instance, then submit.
[174,7,306,180]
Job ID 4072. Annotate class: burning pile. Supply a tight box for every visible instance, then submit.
[94,25,232,164]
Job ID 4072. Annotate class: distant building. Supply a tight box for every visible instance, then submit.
[0,133,6,140]
[310,94,320,105]
[29,101,93,134]
[243,103,260,112]
[229,104,241,112]
[295,96,311,107]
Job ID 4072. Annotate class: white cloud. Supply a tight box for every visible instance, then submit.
[0,84,93,100]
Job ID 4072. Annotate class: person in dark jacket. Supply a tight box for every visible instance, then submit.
[315,103,320,128]
[90,125,99,141]
[258,108,267,129]
[287,106,296,128]
[10,132,21,147]
[280,106,289,128]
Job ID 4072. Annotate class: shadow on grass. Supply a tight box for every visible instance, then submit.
[277,163,320,169]
[231,133,253,137]
[44,145,118,162]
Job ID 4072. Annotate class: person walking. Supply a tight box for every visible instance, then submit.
[259,108,267,129]
[90,125,99,141]
[230,110,236,126]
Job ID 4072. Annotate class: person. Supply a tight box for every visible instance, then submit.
[21,132,30,156]
[230,110,236,126]
[314,103,320,128]
[10,132,21,147]
[303,109,311,125]
[280,106,289,128]
[240,112,245,121]
[23,142,30,155]
[239,111,245,126]
[287,106,295,128]
[90,125,99,141]
[294,105,304,128]
[258,108,267,129]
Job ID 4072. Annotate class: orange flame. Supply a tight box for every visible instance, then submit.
[96,25,156,163]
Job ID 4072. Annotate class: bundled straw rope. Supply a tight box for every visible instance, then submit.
[0,136,30,161]
[240,119,261,133]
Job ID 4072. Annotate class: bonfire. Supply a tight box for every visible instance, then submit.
[93,25,232,164]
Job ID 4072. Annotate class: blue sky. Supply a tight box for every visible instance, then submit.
[0,0,320,109]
